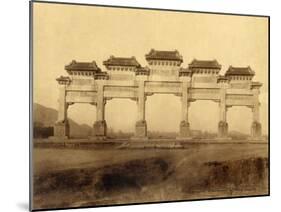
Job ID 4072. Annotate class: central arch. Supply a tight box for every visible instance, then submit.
[188,100,219,138]
[145,94,181,138]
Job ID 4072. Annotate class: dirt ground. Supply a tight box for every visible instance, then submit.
[32,141,268,210]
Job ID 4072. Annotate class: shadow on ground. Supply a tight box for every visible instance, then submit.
[33,153,268,210]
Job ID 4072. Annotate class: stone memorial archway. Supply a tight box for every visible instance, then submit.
[53,49,263,141]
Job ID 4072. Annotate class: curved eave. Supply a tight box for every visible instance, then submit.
[103,64,140,68]
[225,72,255,76]
[145,57,183,62]
[65,67,101,72]
[189,66,221,69]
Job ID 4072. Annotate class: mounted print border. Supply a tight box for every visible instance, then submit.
[30,1,270,211]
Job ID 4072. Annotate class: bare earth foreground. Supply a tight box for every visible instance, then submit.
[32,139,268,210]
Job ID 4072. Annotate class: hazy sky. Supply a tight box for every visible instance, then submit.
[33,2,268,134]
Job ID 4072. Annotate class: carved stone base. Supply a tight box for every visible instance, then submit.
[92,120,107,137]
[53,120,69,138]
[133,120,147,139]
[218,121,228,138]
[178,120,190,138]
[251,121,262,137]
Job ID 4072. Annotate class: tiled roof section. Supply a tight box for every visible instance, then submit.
[188,59,221,69]
[217,75,228,80]
[251,81,262,88]
[136,67,150,75]
[217,75,229,83]
[65,60,101,72]
[179,67,191,73]
[56,76,71,81]
[94,72,109,80]
[225,66,255,76]
[179,68,192,77]
[145,49,183,62]
[56,76,71,84]
[103,56,141,67]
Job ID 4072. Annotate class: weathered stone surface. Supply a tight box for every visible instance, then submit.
[53,120,69,138]
[251,121,262,137]
[134,120,147,138]
[218,121,228,138]
[93,120,107,137]
[179,120,190,137]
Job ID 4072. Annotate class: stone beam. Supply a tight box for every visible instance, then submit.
[66,91,97,103]
[189,88,220,100]
[103,86,138,99]
[145,81,181,94]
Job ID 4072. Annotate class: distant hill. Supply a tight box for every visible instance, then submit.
[33,103,92,138]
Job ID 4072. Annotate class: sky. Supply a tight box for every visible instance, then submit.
[33,2,268,134]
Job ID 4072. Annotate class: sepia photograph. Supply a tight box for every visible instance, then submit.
[31,1,269,211]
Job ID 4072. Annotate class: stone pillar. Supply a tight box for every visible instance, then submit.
[53,83,69,139]
[134,80,147,139]
[218,88,228,138]
[92,83,107,138]
[251,88,262,138]
[178,81,191,138]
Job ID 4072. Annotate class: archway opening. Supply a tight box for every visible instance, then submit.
[146,94,181,138]
[189,100,219,138]
[105,98,137,138]
[227,106,252,139]
[67,103,96,138]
